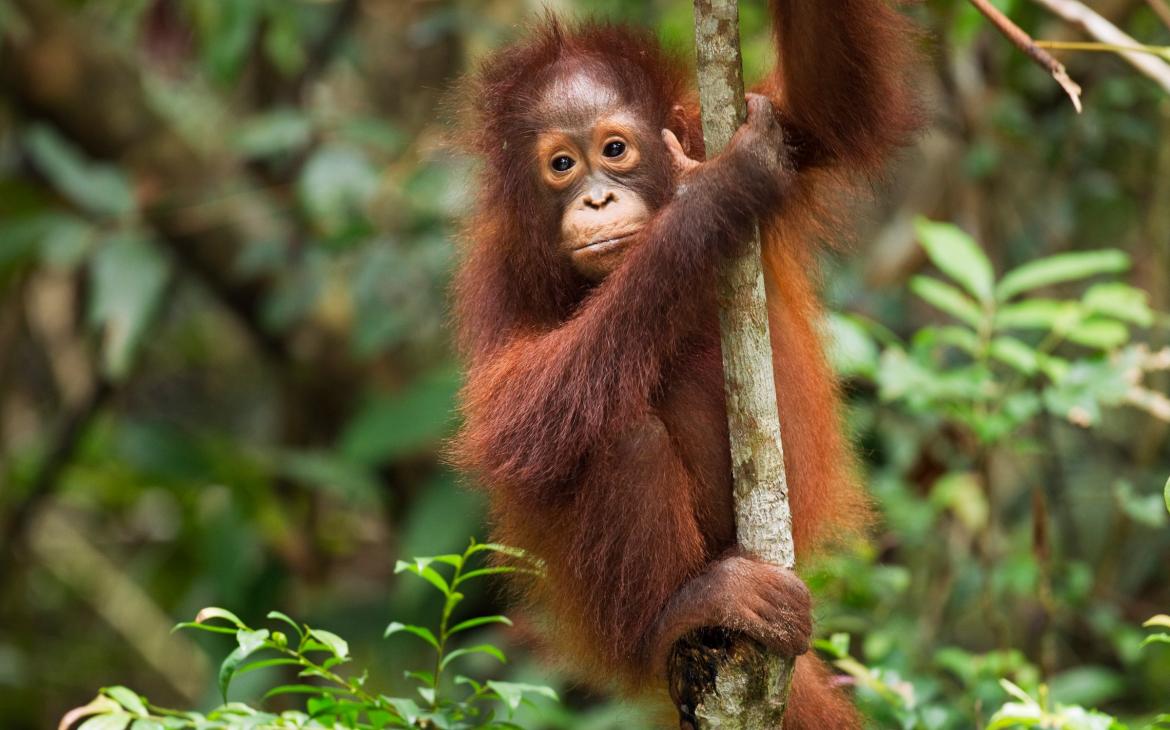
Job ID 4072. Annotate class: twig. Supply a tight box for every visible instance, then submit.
[1035,39,1170,60]
[1031,0,1170,94]
[968,0,1084,112]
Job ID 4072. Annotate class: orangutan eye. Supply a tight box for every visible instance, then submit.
[602,140,627,158]
[551,155,575,172]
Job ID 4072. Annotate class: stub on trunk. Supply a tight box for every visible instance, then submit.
[667,628,794,729]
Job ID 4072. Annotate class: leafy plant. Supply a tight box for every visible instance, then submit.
[60,542,555,730]
[836,218,1170,444]
[987,680,1124,730]
[816,625,1170,730]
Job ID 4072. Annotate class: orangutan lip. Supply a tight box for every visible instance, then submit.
[575,231,638,253]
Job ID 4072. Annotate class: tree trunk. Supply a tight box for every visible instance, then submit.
[666,1,796,728]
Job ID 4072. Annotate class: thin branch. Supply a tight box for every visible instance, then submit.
[1036,39,1170,60]
[969,0,1084,112]
[1031,0,1170,94]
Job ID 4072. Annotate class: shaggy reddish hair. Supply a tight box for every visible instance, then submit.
[451,4,920,727]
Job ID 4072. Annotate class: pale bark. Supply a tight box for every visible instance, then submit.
[968,0,1084,112]
[666,1,796,727]
[1031,0,1170,94]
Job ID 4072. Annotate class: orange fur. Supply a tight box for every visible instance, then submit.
[451,5,920,727]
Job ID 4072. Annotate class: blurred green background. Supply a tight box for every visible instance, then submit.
[1,0,1168,728]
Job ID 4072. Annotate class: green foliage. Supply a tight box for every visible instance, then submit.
[820,225,1169,728]
[62,543,557,730]
[861,219,1170,441]
[987,680,1124,730]
[88,235,171,379]
[815,618,1170,730]
[2,1,1169,728]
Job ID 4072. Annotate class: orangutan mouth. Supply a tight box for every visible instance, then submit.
[576,230,640,253]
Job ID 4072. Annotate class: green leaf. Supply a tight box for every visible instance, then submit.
[299,144,379,237]
[1065,318,1129,350]
[266,611,304,638]
[1144,614,1170,630]
[383,697,422,725]
[0,213,56,271]
[1140,634,1170,648]
[440,644,506,671]
[236,628,270,654]
[307,629,349,659]
[930,473,988,532]
[60,696,123,730]
[234,658,301,676]
[384,622,440,650]
[997,250,1130,301]
[218,648,248,701]
[339,367,462,465]
[1082,283,1154,327]
[914,218,994,303]
[88,235,169,379]
[340,117,407,155]
[416,686,435,706]
[23,125,135,217]
[448,615,513,636]
[457,567,523,585]
[877,347,991,407]
[172,622,237,635]
[404,670,435,686]
[812,633,851,659]
[924,325,981,355]
[484,681,558,711]
[394,560,451,596]
[1113,481,1168,528]
[38,214,94,270]
[429,553,464,568]
[988,704,1043,729]
[218,629,269,701]
[824,313,880,378]
[1048,666,1125,707]
[194,607,247,630]
[102,687,148,717]
[77,716,132,730]
[262,3,306,75]
[298,666,338,682]
[233,109,313,158]
[197,0,260,82]
[262,685,354,700]
[999,679,1038,706]
[275,450,381,503]
[996,299,1080,332]
[1041,354,1134,427]
[1165,475,1170,516]
[910,276,985,329]
[990,337,1040,375]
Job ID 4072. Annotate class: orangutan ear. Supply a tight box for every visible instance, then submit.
[668,104,694,157]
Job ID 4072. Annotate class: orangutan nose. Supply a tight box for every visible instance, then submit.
[583,187,617,210]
